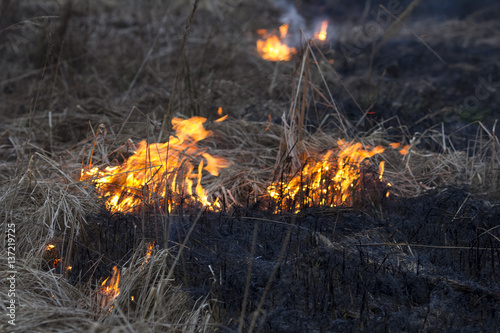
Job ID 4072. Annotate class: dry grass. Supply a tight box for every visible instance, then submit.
[1,0,500,331]
[0,252,214,333]
[0,258,95,333]
[204,119,282,206]
[0,153,98,259]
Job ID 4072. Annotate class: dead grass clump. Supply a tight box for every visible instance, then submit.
[0,253,215,333]
[354,121,500,200]
[204,119,282,206]
[422,122,500,199]
[93,247,215,332]
[0,257,94,333]
[468,123,500,198]
[0,153,98,259]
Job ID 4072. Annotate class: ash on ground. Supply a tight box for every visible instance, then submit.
[73,187,500,332]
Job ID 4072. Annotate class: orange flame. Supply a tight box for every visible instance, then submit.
[399,144,410,155]
[100,266,120,310]
[81,117,230,213]
[314,20,328,41]
[215,114,228,122]
[390,142,410,155]
[215,107,228,122]
[53,258,61,268]
[256,24,296,61]
[268,140,387,211]
[389,142,401,149]
[144,241,154,265]
[378,160,385,182]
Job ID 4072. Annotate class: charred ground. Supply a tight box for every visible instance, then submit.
[69,187,500,332]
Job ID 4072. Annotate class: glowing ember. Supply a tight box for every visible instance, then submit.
[256,24,296,61]
[46,244,55,251]
[145,241,154,264]
[81,117,230,213]
[389,142,411,155]
[378,160,385,182]
[399,144,410,155]
[268,140,388,211]
[314,20,328,41]
[53,258,61,268]
[389,142,401,149]
[215,114,228,122]
[100,266,120,310]
[215,107,228,122]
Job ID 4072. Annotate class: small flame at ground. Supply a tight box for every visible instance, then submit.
[399,144,410,155]
[100,266,120,310]
[389,142,411,155]
[144,241,154,265]
[268,140,388,212]
[256,24,296,61]
[314,20,328,41]
[53,258,61,268]
[81,117,230,213]
[215,114,228,122]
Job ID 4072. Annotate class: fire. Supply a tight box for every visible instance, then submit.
[389,142,411,155]
[268,140,387,211]
[389,142,401,149]
[399,144,410,155]
[80,117,230,213]
[314,20,328,41]
[215,107,228,122]
[256,24,296,61]
[100,266,120,310]
[53,258,61,268]
[215,114,228,122]
[144,241,154,265]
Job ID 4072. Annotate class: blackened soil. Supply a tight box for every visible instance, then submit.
[73,187,500,332]
[297,0,500,152]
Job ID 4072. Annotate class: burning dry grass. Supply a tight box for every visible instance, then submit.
[1,0,500,331]
[0,258,94,332]
[80,116,232,213]
[0,253,214,332]
[97,247,214,332]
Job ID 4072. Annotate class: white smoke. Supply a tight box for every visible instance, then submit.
[275,0,336,46]
[277,0,305,29]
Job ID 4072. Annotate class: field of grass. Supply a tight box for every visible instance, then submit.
[1,0,500,331]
